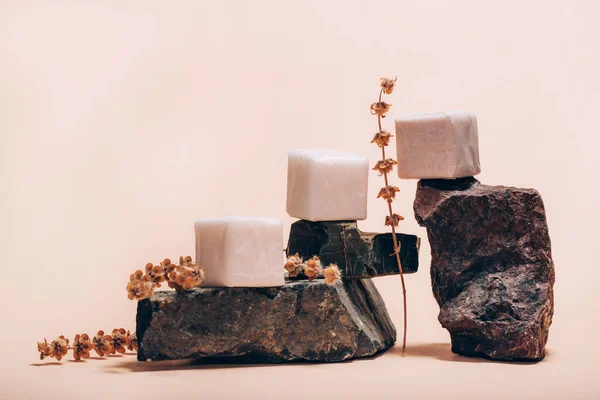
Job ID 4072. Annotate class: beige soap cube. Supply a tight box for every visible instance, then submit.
[195,217,285,287]
[395,111,481,179]
[286,149,369,221]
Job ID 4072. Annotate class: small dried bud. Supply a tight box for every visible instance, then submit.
[304,256,322,281]
[126,272,154,301]
[126,331,138,352]
[323,264,342,285]
[72,333,93,361]
[377,185,400,201]
[380,77,397,95]
[49,335,69,361]
[162,258,171,267]
[130,270,144,282]
[182,268,205,290]
[385,213,405,227]
[110,328,130,354]
[145,263,166,287]
[167,266,185,289]
[168,256,204,291]
[373,159,398,176]
[371,131,393,147]
[370,102,391,117]
[37,339,51,360]
[284,253,305,278]
[92,330,113,357]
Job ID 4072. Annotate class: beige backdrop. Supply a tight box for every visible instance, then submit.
[1,1,599,399]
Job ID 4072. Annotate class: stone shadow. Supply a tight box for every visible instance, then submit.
[396,342,550,365]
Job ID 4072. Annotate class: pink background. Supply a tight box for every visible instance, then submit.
[1,1,598,399]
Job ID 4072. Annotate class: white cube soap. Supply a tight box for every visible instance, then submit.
[194,217,285,287]
[395,111,481,179]
[286,149,369,221]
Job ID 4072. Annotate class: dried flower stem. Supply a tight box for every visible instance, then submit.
[127,256,204,301]
[37,330,137,361]
[372,79,408,354]
[284,254,341,284]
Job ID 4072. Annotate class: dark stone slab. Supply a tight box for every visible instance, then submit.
[137,279,396,363]
[286,220,419,279]
[414,177,555,361]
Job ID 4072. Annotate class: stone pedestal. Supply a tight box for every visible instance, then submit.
[287,220,419,279]
[137,279,396,363]
[414,177,554,361]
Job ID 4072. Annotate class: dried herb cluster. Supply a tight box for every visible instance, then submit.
[37,329,137,361]
[284,254,341,284]
[127,256,204,300]
[370,77,408,353]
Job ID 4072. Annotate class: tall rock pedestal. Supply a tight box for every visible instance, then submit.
[414,177,554,361]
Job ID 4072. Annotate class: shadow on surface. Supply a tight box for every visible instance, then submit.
[29,362,62,367]
[107,358,310,373]
[105,349,388,373]
[30,353,138,366]
[396,342,548,365]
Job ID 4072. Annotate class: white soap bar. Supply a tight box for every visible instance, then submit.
[195,217,285,287]
[286,149,369,221]
[395,111,481,179]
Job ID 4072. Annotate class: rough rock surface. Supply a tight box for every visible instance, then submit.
[287,220,419,279]
[137,279,396,363]
[414,177,554,361]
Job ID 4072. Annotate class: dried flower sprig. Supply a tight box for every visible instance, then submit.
[373,159,398,176]
[377,185,400,201]
[109,328,130,354]
[37,339,52,360]
[284,253,305,277]
[72,334,93,361]
[126,256,204,300]
[146,262,166,287]
[385,213,405,227]
[323,264,341,284]
[126,271,154,301]
[126,331,138,352]
[370,101,391,117]
[92,330,113,357]
[283,254,341,285]
[37,329,137,361]
[380,77,397,95]
[49,335,69,361]
[371,76,408,353]
[167,256,205,291]
[304,256,322,281]
[371,131,393,147]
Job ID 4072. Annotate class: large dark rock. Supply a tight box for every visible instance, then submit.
[137,279,396,363]
[414,177,555,361]
[287,220,419,279]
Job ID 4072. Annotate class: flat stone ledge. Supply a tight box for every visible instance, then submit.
[137,278,396,363]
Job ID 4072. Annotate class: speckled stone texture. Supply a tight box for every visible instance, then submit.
[414,177,554,361]
[286,220,419,279]
[137,279,396,363]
